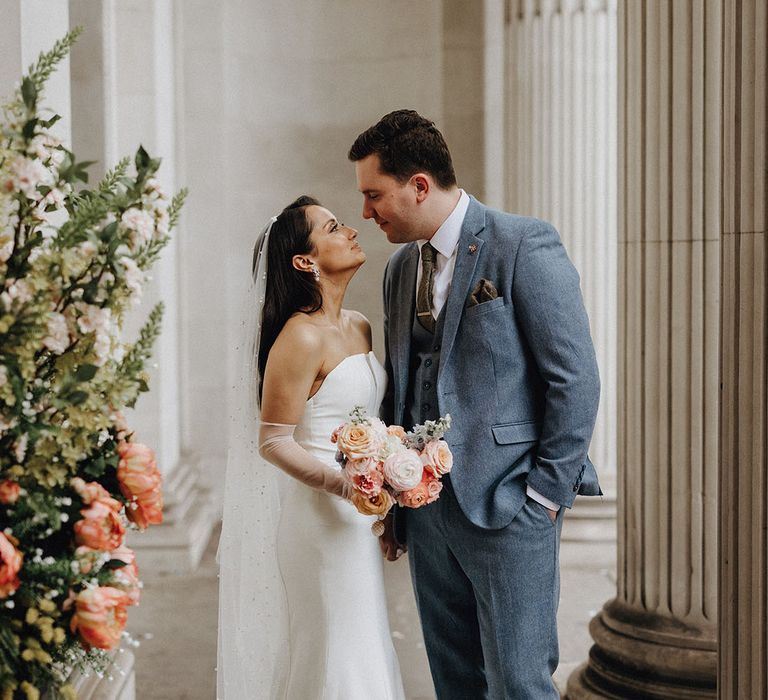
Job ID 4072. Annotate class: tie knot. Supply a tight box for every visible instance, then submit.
[422,242,437,264]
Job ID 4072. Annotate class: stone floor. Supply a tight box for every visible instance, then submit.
[126,524,616,700]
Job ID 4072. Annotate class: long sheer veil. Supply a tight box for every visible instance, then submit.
[217,217,289,699]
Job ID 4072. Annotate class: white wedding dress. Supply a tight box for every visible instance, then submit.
[275,351,405,699]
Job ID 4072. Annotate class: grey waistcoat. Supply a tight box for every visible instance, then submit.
[404,306,446,431]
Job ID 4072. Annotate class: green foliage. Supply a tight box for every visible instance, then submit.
[0,28,184,698]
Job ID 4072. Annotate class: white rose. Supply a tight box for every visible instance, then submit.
[10,155,52,197]
[0,233,13,263]
[383,449,424,491]
[43,313,69,355]
[118,256,144,305]
[121,208,155,248]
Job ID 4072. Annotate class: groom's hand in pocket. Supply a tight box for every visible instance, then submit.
[379,513,406,561]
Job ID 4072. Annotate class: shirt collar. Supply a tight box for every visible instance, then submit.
[418,189,470,258]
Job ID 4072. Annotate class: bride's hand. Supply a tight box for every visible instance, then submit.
[378,513,406,562]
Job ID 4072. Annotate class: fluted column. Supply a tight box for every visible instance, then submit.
[506,0,618,546]
[69,0,215,574]
[568,1,721,697]
[506,0,618,492]
[719,1,768,697]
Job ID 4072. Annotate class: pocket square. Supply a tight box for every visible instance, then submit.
[468,279,499,306]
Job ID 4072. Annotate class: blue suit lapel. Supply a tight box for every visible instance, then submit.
[439,199,486,380]
[392,244,419,423]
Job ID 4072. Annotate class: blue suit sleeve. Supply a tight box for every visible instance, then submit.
[511,221,600,507]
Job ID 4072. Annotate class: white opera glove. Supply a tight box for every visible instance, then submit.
[258,422,352,500]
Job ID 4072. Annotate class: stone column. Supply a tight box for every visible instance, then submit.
[719,1,768,697]
[505,0,618,541]
[567,1,720,697]
[0,0,71,144]
[69,0,215,574]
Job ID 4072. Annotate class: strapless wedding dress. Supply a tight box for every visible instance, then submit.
[276,351,405,699]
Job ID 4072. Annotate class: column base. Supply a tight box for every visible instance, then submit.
[566,599,716,699]
[42,648,135,700]
[126,457,217,575]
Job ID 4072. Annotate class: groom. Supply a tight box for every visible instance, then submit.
[349,110,601,699]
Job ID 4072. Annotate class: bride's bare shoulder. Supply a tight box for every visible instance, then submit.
[272,313,325,357]
[343,309,372,345]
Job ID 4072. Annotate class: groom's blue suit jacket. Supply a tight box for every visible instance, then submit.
[381,197,601,530]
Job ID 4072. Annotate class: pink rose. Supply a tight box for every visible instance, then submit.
[383,449,423,491]
[109,546,141,606]
[0,480,20,504]
[397,473,443,509]
[74,500,126,551]
[351,469,384,497]
[70,586,132,650]
[0,533,22,597]
[117,442,163,529]
[335,423,382,460]
[344,457,380,477]
[420,439,453,477]
[70,477,121,510]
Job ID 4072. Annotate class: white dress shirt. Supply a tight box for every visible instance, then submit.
[416,190,561,513]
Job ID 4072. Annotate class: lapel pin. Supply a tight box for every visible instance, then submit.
[468,244,477,254]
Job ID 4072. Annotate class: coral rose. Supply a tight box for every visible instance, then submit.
[397,473,443,509]
[420,439,453,477]
[350,468,384,497]
[0,479,20,504]
[109,546,141,606]
[383,449,424,491]
[70,477,121,510]
[335,423,381,461]
[351,489,394,517]
[0,532,22,597]
[74,500,125,551]
[70,586,132,650]
[117,442,163,529]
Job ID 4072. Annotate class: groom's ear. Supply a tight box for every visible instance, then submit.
[412,173,430,203]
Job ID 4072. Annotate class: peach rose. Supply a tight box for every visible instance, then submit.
[69,586,132,650]
[397,473,443,509]
[70,477,121,510]
[383,449,424,491]
[351,489,393,517]
[0,532,22,597]
[0,480,20,504]
[74,500,125,551]
[420,439,453,477]
[117,442,163,529]
[335,423,381,461]
[109,546,141,606]
[387,424,407,440]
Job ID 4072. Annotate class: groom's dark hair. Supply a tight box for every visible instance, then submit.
[348,110,457,190]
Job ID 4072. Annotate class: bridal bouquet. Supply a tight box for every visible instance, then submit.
[332,406,453,519]
[0,31,184,698]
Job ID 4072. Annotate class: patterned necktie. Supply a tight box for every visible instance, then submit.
[416,242,437,333]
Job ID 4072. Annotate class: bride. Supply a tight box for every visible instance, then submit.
[217,196,405,699]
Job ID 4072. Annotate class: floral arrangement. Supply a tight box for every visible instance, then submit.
[332,406,452,520]
[0,31,184,699]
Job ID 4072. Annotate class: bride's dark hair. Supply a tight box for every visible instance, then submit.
[256,195,323,399]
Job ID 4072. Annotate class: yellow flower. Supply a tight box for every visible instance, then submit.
[60,686,77,700]
[25,608,39,624]
[20,681,39,700]
[38,599,56,613]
